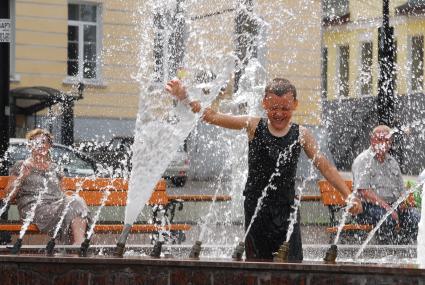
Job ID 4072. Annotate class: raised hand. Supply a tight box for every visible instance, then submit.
[165,79,187,101]
[202,107,217,124]
[348,196,363,215]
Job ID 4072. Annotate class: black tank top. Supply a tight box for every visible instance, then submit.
[244,118,301,204]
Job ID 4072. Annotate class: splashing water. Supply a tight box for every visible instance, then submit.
[124,56,234,226]
[332,189,360,245]
[285,157,318,243]
[198,150,234,242]
[51,180,84,239]
[19,176,50,239]
[332,152,375,245]
[417,183,425,266]
[0,161,30,217]
[355,182,424,259]
[156,209,172,243]
[86,188,111,239]
[243,141,298,241]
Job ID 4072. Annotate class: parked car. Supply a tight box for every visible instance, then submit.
[162,144,190,187]
[83,136,190,186]
[6,138,102,177]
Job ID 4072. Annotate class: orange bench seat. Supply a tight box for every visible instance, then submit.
[0,223,191,234]
[318,180,373,239]
[0,176,194,236]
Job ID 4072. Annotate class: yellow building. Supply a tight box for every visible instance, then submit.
[322,0,424,99]
[9,0,141,141]
[8,0,322,143]
[321,0,425,173]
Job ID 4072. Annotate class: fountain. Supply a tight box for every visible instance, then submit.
[2,0,425,284]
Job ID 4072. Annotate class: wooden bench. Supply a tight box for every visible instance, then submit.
[0,176,196,242]
[318,180,373,242]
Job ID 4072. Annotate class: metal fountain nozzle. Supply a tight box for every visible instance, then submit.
[113,224,132,257]
[189,240,202,259]
[79,238,91,257]
[231,241,245,261]
[114,242,126,258]
[9,238,23,255]
[150,240,164,258]
[45,238,56,256]
[323,244,338,263]
[273,241,290,262]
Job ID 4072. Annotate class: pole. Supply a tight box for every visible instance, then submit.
[153,9,165,83]
[0,0,11,175]
[234,0,258,92]
[377,0,395,127]
[61,96,74,146]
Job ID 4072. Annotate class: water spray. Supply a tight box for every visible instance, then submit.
[47,181,85,256]
[113,223,132,257]
[79,188,111,257]
[243,142,298,243]
[324,154,376,262]
[9,238,23,255]
[354,181,424,259]
[79,238,91,257]
[12,176,50,254]
[45,238,56,256]
[0,161,31,217]
[272,241,290,262]
[231,241,245,261]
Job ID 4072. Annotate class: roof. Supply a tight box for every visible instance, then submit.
[10,86,81,115]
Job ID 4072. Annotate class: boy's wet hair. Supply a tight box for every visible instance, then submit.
[265,78,297,99]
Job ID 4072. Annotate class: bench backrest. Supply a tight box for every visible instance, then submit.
[0,176,167,206]
[318,180,352,206]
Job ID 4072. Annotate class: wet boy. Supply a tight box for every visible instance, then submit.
[166,77,362,261]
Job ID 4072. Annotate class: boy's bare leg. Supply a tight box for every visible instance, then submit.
[71,217,87,245]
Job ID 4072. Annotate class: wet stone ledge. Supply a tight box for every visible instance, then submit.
[1,255,425,285]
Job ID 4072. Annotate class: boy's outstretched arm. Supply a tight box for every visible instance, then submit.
[300,126,363,215]
[166,79,258,138]
[166,79,201,113]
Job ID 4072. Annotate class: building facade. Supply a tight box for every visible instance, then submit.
[8,0,322,144]
[322,0,425,173]
[9,0,141,141]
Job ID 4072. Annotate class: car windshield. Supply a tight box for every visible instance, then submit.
[7,143,95,177]
[51,147,95,177]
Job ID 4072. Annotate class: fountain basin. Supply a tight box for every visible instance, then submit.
[0,245,424,285]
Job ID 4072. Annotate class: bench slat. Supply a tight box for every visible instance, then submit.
[318,180,352,206]
[0,223,191,233]
[168,195,231,202]
[326,224,373,233]
[0,176,232,206]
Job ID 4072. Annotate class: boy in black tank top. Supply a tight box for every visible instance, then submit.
[166,77,363,261]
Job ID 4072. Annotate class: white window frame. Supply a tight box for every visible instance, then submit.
[9,0,19,82]
[336,44,350,98]
[408,34,424,93]
[64,2,103,86]
[358,41,373,97]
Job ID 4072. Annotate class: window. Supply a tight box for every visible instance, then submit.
[408,0,425,5]
[323,0,349,24]
[9,0,17,80]
[396,0,425,15]
[394,40,398,93]
[337,45,349,97]
[359,42,373,96]
[321,47,328,99]
[410,35,424,92]
[67,3,100,81]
